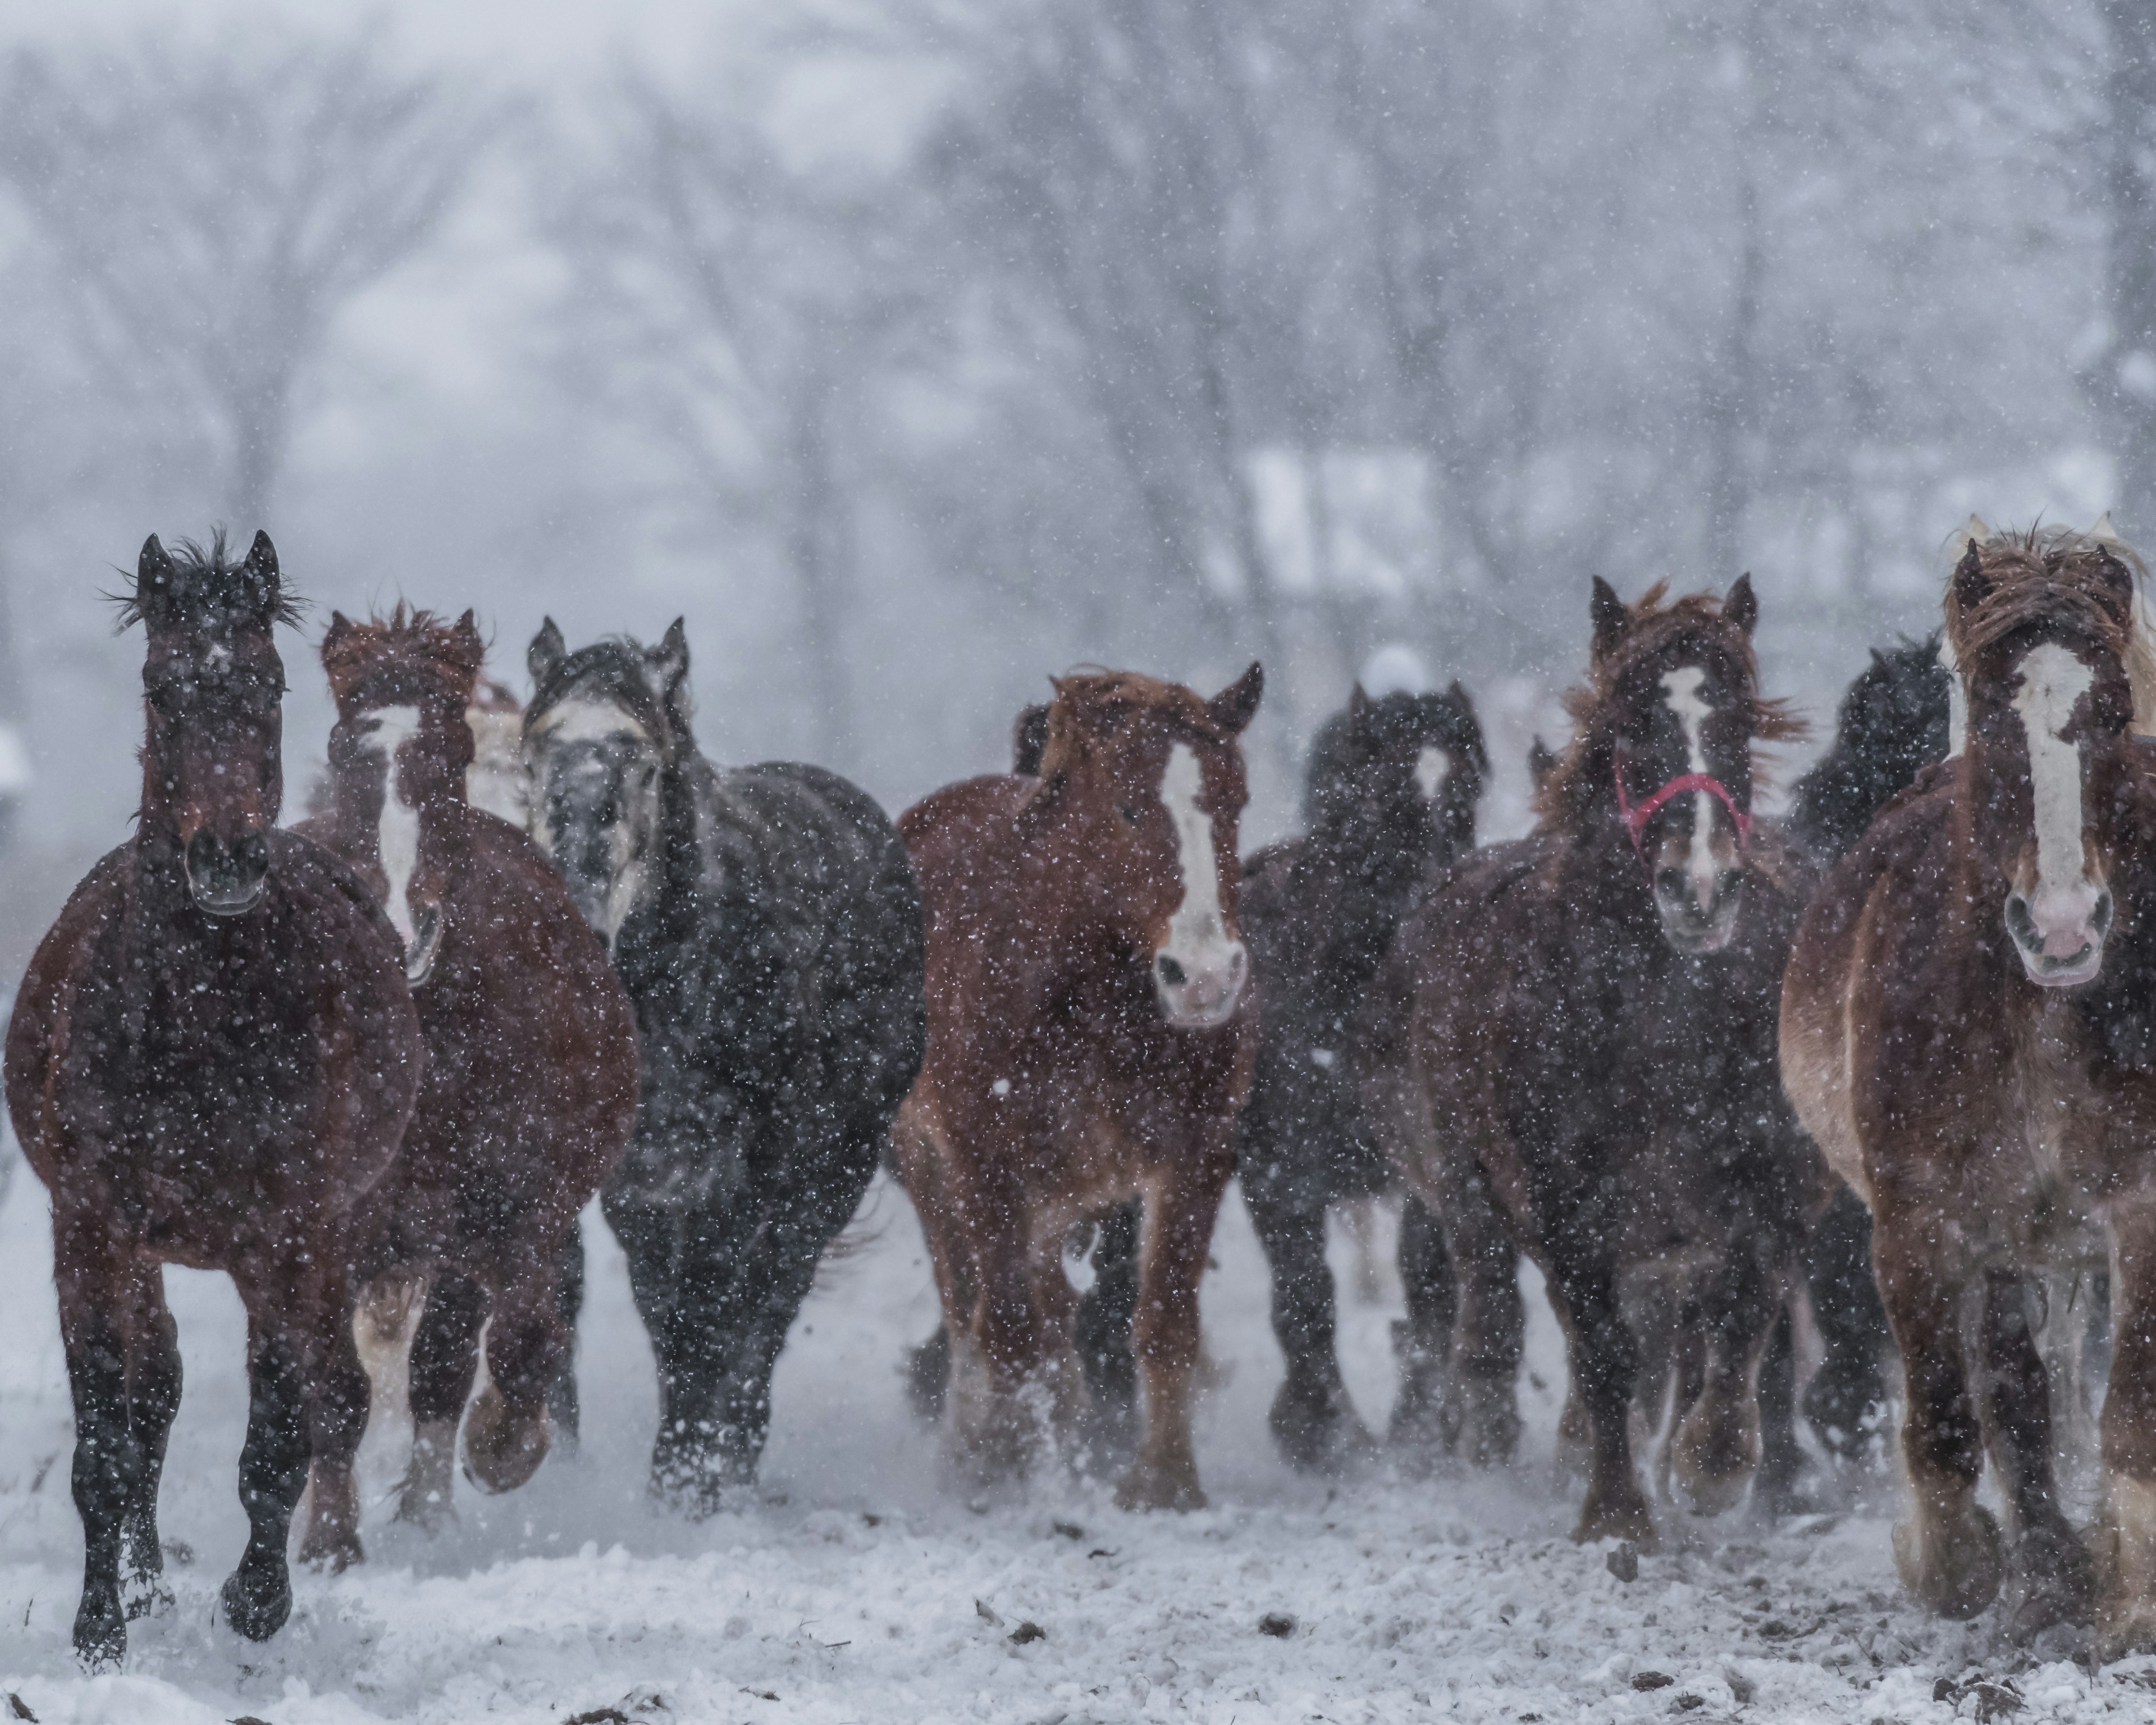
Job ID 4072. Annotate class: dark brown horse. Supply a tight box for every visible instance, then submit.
[295,608,639,1537]
[3,533,423,1664]
[895,665,1263,1509]
[1784,526,2156,1651]
[1367,577,1815,1545]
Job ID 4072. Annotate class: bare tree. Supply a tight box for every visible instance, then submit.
[2094,2,2156,531]
[552,67,930,764]
[0,28,495,529]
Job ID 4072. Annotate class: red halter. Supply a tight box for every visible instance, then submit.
[1613,764,1751,863]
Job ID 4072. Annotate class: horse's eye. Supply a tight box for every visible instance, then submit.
[1118,804,1144,826]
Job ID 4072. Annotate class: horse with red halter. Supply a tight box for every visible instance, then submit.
[1365,577,1815,1544]
[1783,526,2156,1651]
[3,533,423,1665]
[294,607,639,1537]
[895,665,1263,1509]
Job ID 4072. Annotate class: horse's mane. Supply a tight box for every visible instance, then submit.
[109,528,302,633]
[1944,525,2146,681]
[321,604,483,704]
[1033,669,1234,783]
[1536,581,1803,837]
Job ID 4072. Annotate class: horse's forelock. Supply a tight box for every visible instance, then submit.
[1946,527,2141,690]
[1537,589,1802,836]
[528,641,669,747]
[322,606,482,709]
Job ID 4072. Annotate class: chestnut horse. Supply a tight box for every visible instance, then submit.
[1367,577,1815,1544]
[1783,526,2156,1651]
[896,665,1263,1509]
[295,608,639,1536]
[3,533,423,1664]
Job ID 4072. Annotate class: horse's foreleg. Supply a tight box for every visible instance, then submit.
[2095,1199,2156,1656]
[391,1271,487,1531]
[1243,1174,1364,1474]
[466,1256,564,1498]
[290,1272,371,1578]
[1390,1190,1455,1456]
[1875,1221,1999,1619]
[1117,1147,1232,1513]
[601,1185,705,1506]
[1542,1244,1652,1548]
[1669,1249,1780,1518]
[1074,1201,1141,1440]
[952,1165,1041,1486]
[1978,1268,2091,1636]
[1802,1188,1888,1460]
[547,1219,586,1453]
[1429,1161,1524,1469]
[221,1307,311,1640]
[52,1215,144,1668]
[119,1271,181,1622]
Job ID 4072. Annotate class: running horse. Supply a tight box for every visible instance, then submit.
[523,619,925,1510]
[1367,577,1814,1543]
[295,608,638,1535]
[895,665,1263,1509]
[1783,525,2156,1650]
[3,533,422,1664]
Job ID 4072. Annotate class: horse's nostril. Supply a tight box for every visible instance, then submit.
[1157,954,1187,987]
[2093,891,2116,941]
[2005,893,2038,947]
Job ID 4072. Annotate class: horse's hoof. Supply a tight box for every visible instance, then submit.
[1574,1487,1658,1550]
[394,1486,457,1535]
[73,1585,125,1670]
[297,1526,364,1574]
[1114,1463,1206,1513]
[1894,1503,2003,1619]
[1450,1378,1523,1470]
[220,1565,293,1642]
[1268,1382,1372,1476]
[905,1329,952,1425]
[1670,1397,1760,1518]
[464,1386,550,1495]
[2006,1523,2095,1641]
[121,1568,175,1621]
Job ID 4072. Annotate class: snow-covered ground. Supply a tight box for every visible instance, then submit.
[0,1163,2150,1724]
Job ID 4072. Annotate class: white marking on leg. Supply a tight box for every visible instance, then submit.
[359,704,424,952]
[1413,745,1451,802]
[1661,667,1719,909]
[2012,643,2099,946]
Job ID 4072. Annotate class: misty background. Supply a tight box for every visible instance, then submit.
[0,0,2151,968]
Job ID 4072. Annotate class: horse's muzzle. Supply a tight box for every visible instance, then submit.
[185,829,270,916]
[2006,886,2111,988]
[1154,942,1248,1029]
[1653,864,1743,956]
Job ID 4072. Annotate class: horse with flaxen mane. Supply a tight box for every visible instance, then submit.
[294,607,638,1536]
[1783,526,2156,1651]
[1234,682,1489,1471]
[3,533,423,1664]
[523,619,925,1510]
[896,665,1263,1509]
[1365,577,1815,1545]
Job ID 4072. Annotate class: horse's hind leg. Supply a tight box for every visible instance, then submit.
[1243,1174,1367,1474]
[397,1271,488,1530]
[1802,1188,1888,1461]
[120,1270,181,1621]
[1074,1201,1141,1454]
[1429,1161,1524,1470]
[1875,1226,2000,1619]
[287,1273,372,1578]
[467,1253,568,1496]
[1542,1243,1653,1546]
[1978,1269,2091,1637]
[2094,1201,2156,1656]
[52,1217,150,1667]
[1389,1190,1454,1458]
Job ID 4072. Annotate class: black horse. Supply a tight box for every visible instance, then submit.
[1776,634,1952,1462]
[523,619,925,1510]
[1235,683,1489,1470]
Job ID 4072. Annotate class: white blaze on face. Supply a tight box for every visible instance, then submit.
[1413,745,1451,803]
[2012,643,2100,945]
[360,705,424,952]
[1660,665,1720,910]
[1154,741,1248,1025]
[529,696,655,947]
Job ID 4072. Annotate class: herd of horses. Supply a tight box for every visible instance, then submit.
[8,516,2156,1667]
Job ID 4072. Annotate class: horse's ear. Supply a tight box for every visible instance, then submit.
[2093,544,2137,619]
[1449,679,1490,773]
[1347,682,1371,725]
[139,533,175,587]
[242,531,281,617]
[321,609,354,663]
[452,608,485,670]
[652,617,690,696]
[528,617,567,687]
[1590,577,1628,660]
[1724,573,1758,637]
[1208,661,1264,734]
[1952,541,1989,617]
